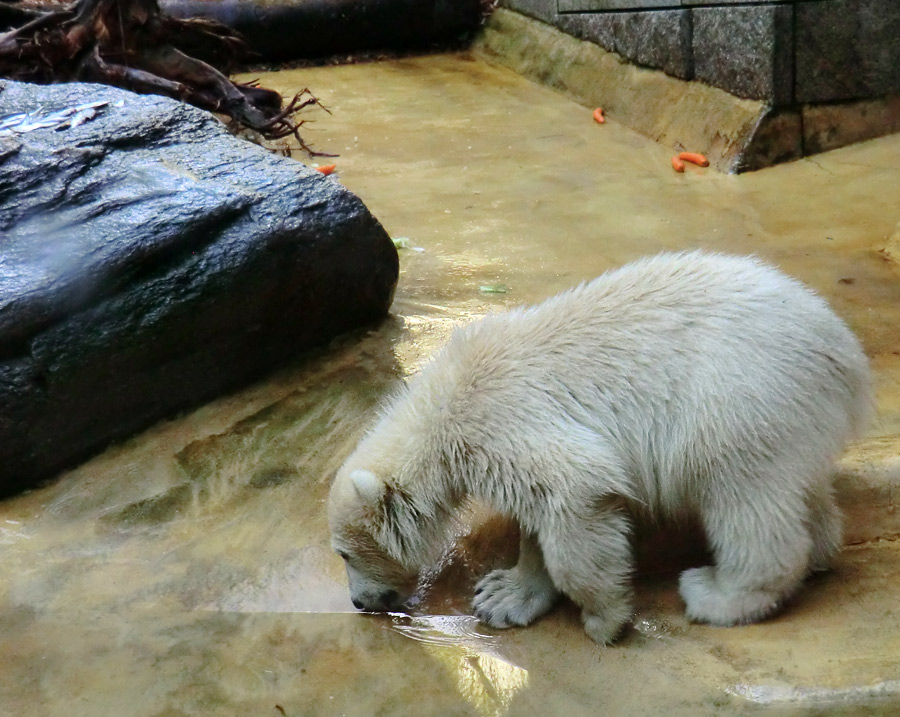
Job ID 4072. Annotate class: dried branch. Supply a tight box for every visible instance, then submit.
[0,0,326,152]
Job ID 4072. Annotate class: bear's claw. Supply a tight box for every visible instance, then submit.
[472,567,559,628]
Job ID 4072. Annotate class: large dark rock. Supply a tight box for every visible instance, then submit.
[0,80,398,496]
[162,0,484,62]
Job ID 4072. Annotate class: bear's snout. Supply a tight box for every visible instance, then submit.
[353,588,401,612]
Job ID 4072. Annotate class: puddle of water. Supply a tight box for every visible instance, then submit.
[390,613,506,656]
[389,613,529,717]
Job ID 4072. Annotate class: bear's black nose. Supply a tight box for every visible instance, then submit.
[352,598,364,610]
[379,589,399,608]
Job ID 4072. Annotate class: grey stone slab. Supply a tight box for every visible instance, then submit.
[796,0,900,103]
[559,0,784,9]
[558,9,692,79]
[692,4,793,103]
[556,12,615,51]
[859,0,900,97]
[681,0,784,5]
[500,0,557,24]
[559,0,678,11]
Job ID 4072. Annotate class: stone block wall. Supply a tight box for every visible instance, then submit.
[795,0,900,103]
[503,0,900,107]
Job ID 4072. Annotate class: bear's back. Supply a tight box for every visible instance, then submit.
[452,251,860,389]
[425,251,870,510]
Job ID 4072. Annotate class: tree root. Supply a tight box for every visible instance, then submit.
[0,0,328,153]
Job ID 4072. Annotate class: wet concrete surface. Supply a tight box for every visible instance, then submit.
[2,54,900,715]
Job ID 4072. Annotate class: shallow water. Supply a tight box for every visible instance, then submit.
[2,54,900,715]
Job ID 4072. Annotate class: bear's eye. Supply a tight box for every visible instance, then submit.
[337,551,350,562]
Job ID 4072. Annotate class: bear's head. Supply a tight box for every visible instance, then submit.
[327,466,420,612]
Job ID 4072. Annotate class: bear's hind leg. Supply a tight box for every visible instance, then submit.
[679,467,814,626]
[473,530,560,628]
[806,481,843,573]
[540,499,634,645]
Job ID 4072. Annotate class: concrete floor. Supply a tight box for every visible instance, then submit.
[1,54,900,715]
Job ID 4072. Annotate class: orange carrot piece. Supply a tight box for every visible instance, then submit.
[316,164,337,175]
[678,152,709,167]
[592,107,605,124]
[671,156,685,173]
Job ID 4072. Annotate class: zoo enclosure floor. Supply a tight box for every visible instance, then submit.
[1,53,899,715]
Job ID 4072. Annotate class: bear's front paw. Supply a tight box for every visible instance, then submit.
[472,567,559,629]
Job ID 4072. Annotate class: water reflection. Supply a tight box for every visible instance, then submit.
[632,616,683,641]
[390,614,501,654]
[390,614,529,717]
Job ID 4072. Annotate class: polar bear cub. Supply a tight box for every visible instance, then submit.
[328,251,872,644]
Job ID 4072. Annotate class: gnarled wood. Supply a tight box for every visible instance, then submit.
[0,0,326,151]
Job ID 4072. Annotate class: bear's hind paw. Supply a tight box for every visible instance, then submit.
[472,567,559,629]
[581,611,628,645]
[679,566,782,625]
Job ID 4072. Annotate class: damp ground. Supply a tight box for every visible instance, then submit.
[1,54,899,715]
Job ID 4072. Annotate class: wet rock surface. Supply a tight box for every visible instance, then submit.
[0,80,398,496]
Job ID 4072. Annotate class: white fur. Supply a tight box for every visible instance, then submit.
[328,251,872,643]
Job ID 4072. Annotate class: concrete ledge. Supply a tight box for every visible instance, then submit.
[474,8,765,172]
[838,437,900,545]
[474,8,900,172]
[804,94,900,156]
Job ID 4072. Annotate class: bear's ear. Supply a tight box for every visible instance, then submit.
[349,469,386,505]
